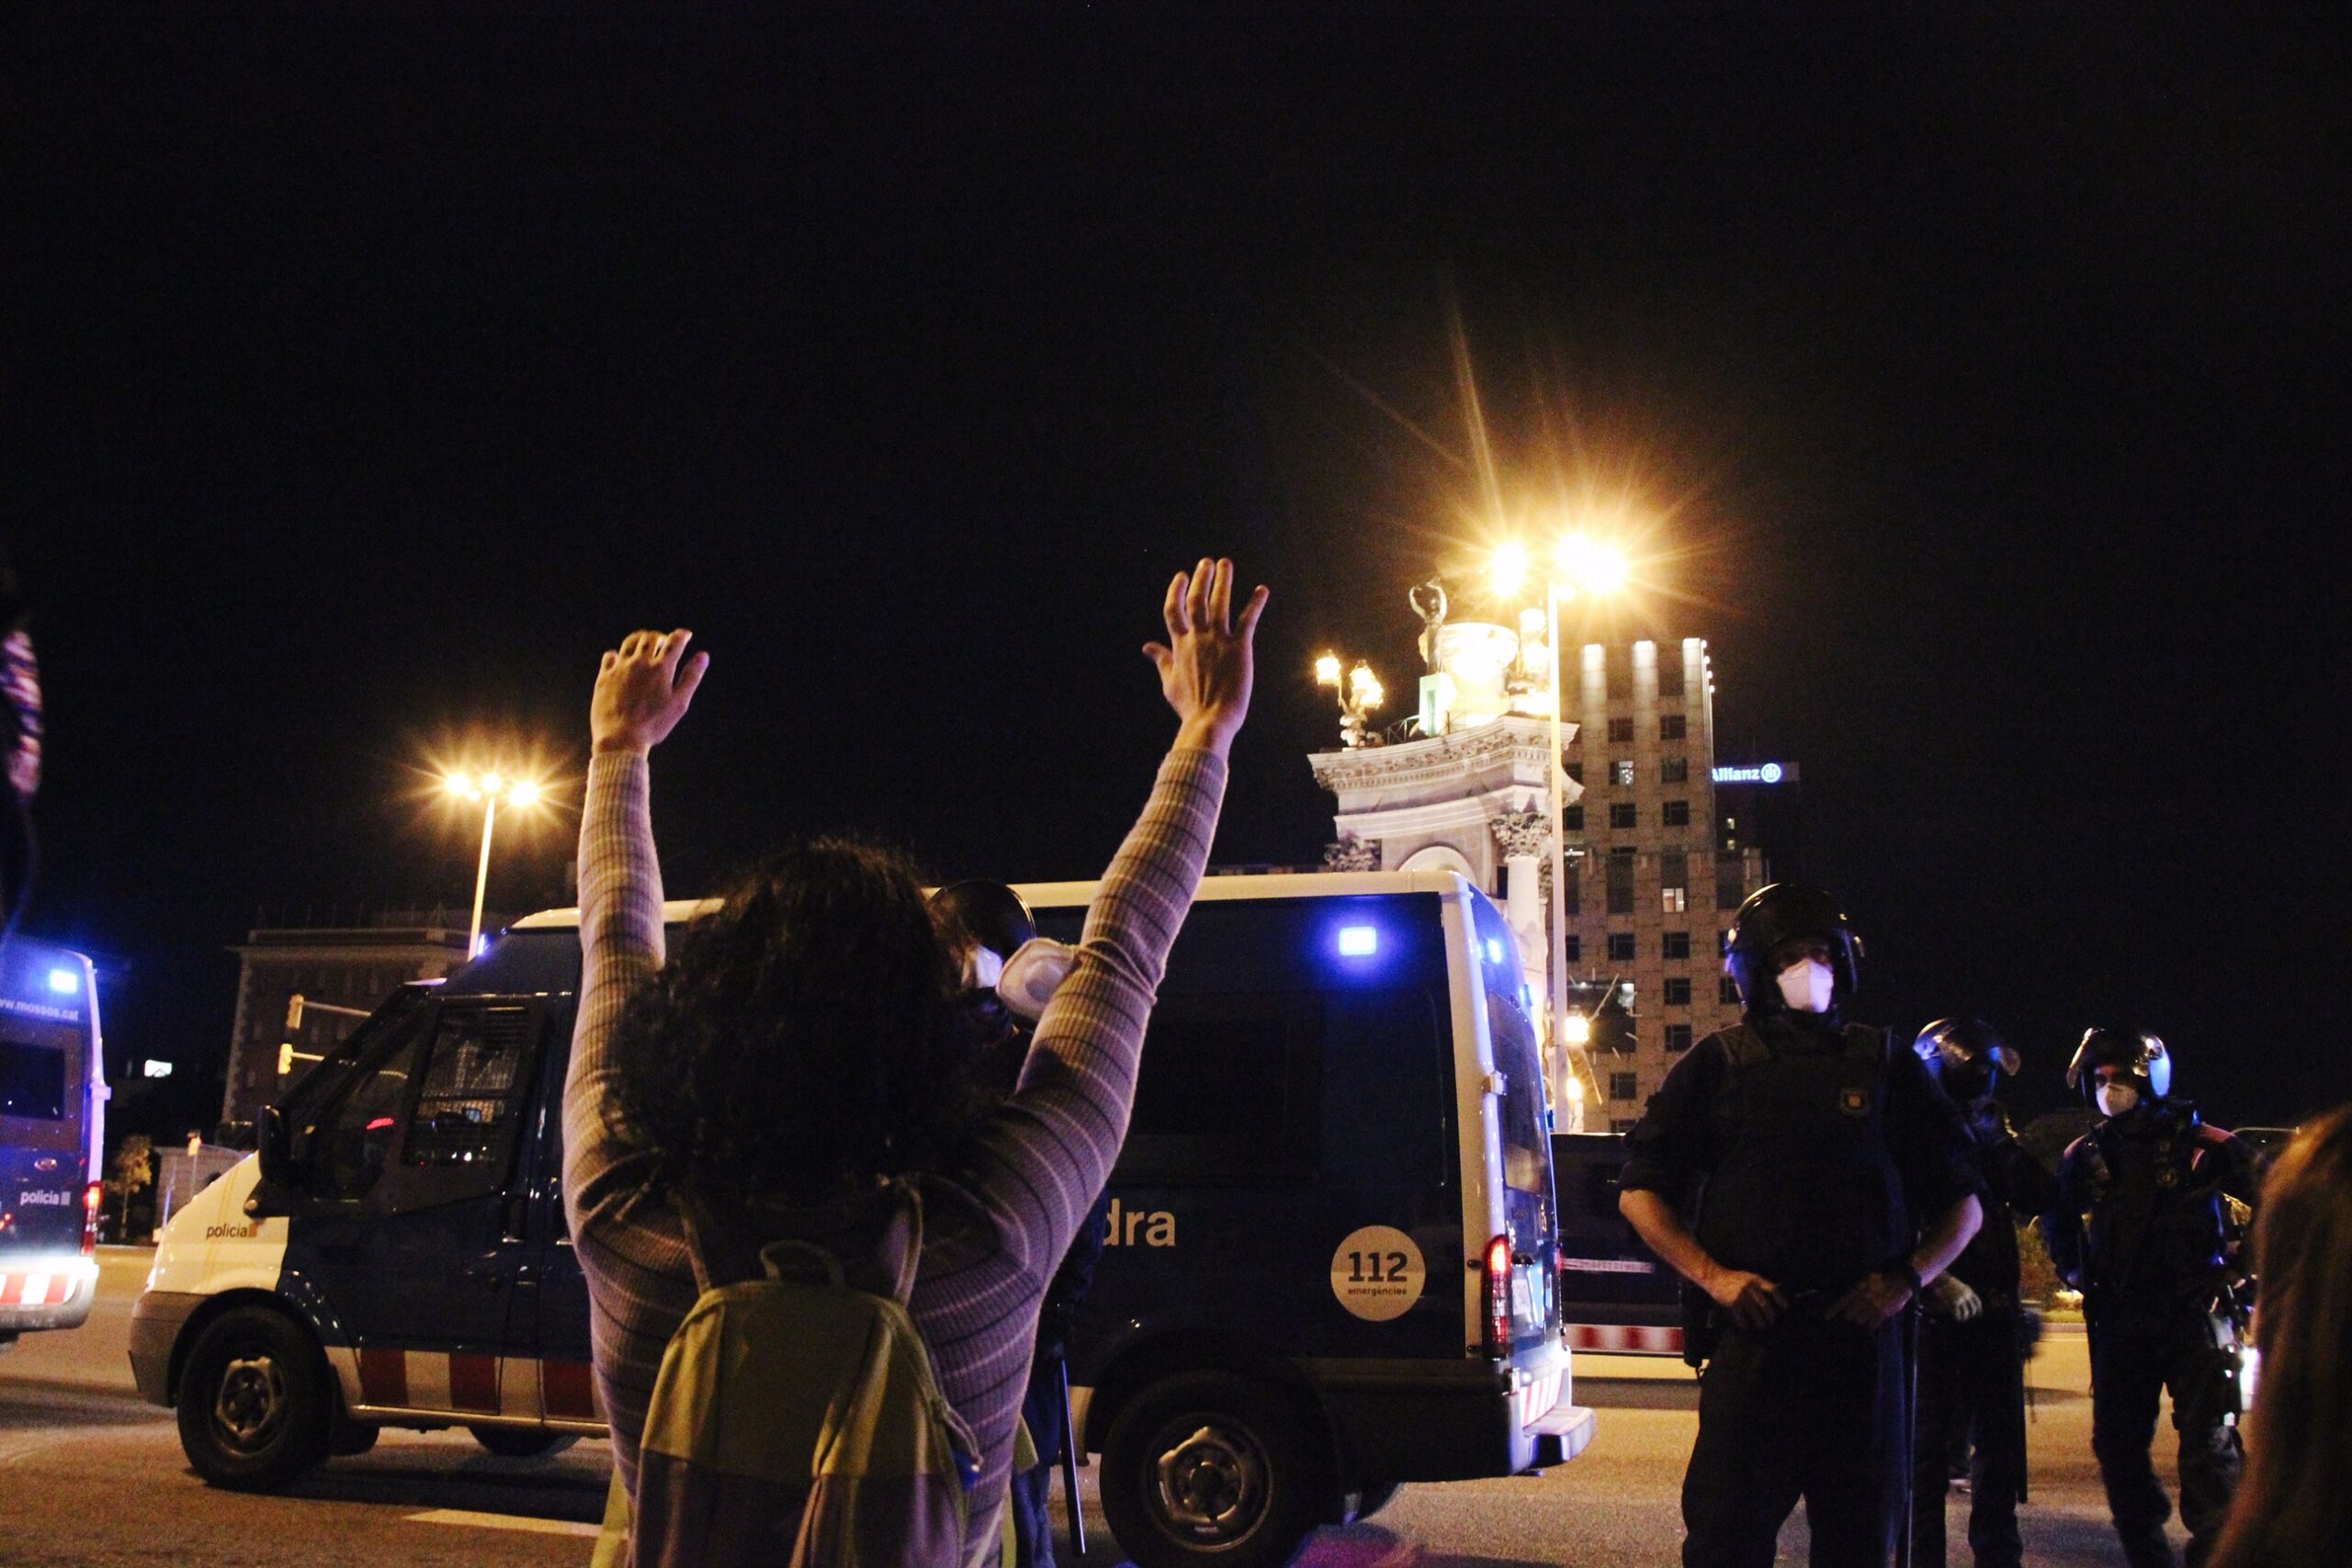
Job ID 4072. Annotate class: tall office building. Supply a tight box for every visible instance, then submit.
[1559,638,1768,1131]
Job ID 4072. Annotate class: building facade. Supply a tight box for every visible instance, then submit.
[1559,638,1768,1131]
[220,912,486,1129]
[1310,637,1769,1133]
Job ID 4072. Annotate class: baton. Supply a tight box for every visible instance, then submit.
[1058,1359,1087,1558]
[1895,1301,1919,1568]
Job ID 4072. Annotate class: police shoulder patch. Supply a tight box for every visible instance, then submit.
[1838,1087,1869,1117]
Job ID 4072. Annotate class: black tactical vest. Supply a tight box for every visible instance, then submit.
[1690,1020,1912,1293]
[2076,1104,2233,1299]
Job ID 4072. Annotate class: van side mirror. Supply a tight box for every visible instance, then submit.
[247,1107,295,1216]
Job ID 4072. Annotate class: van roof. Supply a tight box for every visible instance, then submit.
[508,868,1476,931]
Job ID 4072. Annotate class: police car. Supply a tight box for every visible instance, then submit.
[2,939,105,1347]
[131,870,1590,1564]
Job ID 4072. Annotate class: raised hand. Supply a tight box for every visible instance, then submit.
[592,628,710,755]
[1142,558,1269,760]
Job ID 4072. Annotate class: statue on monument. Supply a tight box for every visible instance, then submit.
[1409,579,1448,673]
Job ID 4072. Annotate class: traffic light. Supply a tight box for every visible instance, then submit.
[285,993,305,1030]
[277,1040,294,1076]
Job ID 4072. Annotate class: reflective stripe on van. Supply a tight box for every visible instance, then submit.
[1563,1322,1683,1355]
[0,1258,96,1306]
[328,1344,605,1427]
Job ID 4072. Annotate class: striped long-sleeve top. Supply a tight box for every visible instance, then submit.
[564,744,1226,1564]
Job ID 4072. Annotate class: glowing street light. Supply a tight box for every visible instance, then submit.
[442,768,547,957]
[1494,529,1634,1131]
[1317,652,1385,749]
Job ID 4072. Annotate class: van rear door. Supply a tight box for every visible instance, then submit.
[1453,889,1560,1360]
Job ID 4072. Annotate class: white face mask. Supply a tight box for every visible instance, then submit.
[2097,1081,2141,1119]
[1776,956,1836,1013]
[996,937,1079,1022]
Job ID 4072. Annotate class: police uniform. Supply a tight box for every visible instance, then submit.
[1911,1095,2059,1568]
[2044,1095,2261,1568]
[1622,1010,1979,1568]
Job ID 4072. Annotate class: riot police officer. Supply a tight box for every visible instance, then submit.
[2042,1029,2263,1568]
[931,879,1103,1568]
[1908,1019,2061,1568]
[1621,884,1984,1568]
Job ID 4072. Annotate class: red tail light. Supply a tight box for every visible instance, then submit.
[1484,1234,1513,1355]
[83,1180,102,1256]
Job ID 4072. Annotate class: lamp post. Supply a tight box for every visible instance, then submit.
[443,770,543,956]
[1316,652,1385,748]
[1494,536,1628,1132]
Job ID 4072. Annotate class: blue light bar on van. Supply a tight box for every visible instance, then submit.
[1336,925,1379,957]
[48,968,79,995]
[1484,937,1505,965]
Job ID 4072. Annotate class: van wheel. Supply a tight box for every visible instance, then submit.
[470,1426,579,1459]
[1101,1371,1330,1568]
[1350,1481,1401,1522]
[175,1306,333,1491]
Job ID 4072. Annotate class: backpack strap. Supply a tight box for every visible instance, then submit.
[872,1179,924,1305]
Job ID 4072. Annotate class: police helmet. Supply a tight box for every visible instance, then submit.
[929,879,1037,964]
[1723,883,1862,1012]
[2064,1027,2172,1103]
[1913,1017,2021,1100]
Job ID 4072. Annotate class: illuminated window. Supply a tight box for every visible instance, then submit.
[1661,886,1686,912]
[1607,932,1636,963]
[1659,715,1687,741]
[1608,1072,1638,1102]
[1666,1024,1694,1052]
[1663,931,1692,961]
[1607,716,1635,743]
[1610,803,1637,829]
[1662,800,1690,827]
[1664,977,1692,1006]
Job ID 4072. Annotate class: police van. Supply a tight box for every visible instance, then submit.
[131,870,1590,1565]
[1,938,105,1347]
[1552,1131,1685,1358]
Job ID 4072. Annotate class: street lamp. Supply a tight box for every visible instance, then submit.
[442,769,545,957]
[1317,652,1385,749]
[1496,533,1629,1131]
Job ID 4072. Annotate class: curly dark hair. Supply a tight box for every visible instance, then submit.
[605,836,985,1205]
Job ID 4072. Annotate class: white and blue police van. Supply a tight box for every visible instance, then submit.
[1,938,105,1348]
[131,870,1590,1565]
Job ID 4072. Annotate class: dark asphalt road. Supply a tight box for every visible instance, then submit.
[0,1250,2173,1566]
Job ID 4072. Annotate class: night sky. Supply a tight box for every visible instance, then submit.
[6,9,2345,1138]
